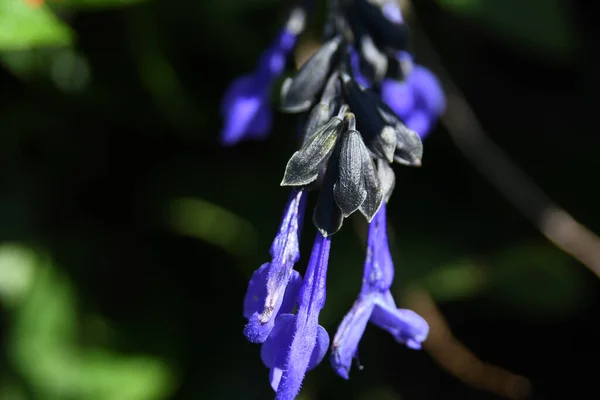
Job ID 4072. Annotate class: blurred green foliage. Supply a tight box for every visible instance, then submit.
[60,0,149,9]
[0,244,175,400]
[168,197,258,260]
[0,0,73,49]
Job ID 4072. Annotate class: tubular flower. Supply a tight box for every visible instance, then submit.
[220,8,306,145]
[261,233,331,399]
[230,1,440,398]
[243,189,307,343]
[330,203,429,379]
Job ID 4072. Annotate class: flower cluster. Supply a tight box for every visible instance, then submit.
[223,1,444,399]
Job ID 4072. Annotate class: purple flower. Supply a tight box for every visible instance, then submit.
[381,62,445,139]
[243,190,308,343]
[409,65,446,117]
[330,204,429,379]
[237,2,440,398]
[380,78,414,117]
[352,2,445,141]
[220,10,305,145]
[220,74,273,145]
[261,233,332,399]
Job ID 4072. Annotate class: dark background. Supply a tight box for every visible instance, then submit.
[1,0,599,399]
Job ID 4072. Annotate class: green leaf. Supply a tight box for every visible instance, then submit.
[78,350,175,400]
[0,244,38,307]
[435,0,578,60]
[0,380,28,400]
[419,259,486,302]
[167,197,258,258]
[0,0,72,50]
[58,0,150,9]
[6,250,176,400]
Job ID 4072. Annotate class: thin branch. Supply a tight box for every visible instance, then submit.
[409,5,600,279]
[353,217,534,399]
[402,286,533,400]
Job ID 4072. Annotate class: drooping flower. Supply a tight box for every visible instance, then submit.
[220,8,306,145]
[243,189,308,343]
[261,233,332,400]
[330,203,429,378]
[381,61,445,138]
[227,1,441,398]
[377,1,445,138]
[404,64,445,130]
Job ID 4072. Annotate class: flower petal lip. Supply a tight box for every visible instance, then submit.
[330,204,429,379]
[370,298,429,349]
[330,294,375,379]
[275,234,332,400]
[261,314,330,372]
[242,190,307,343]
